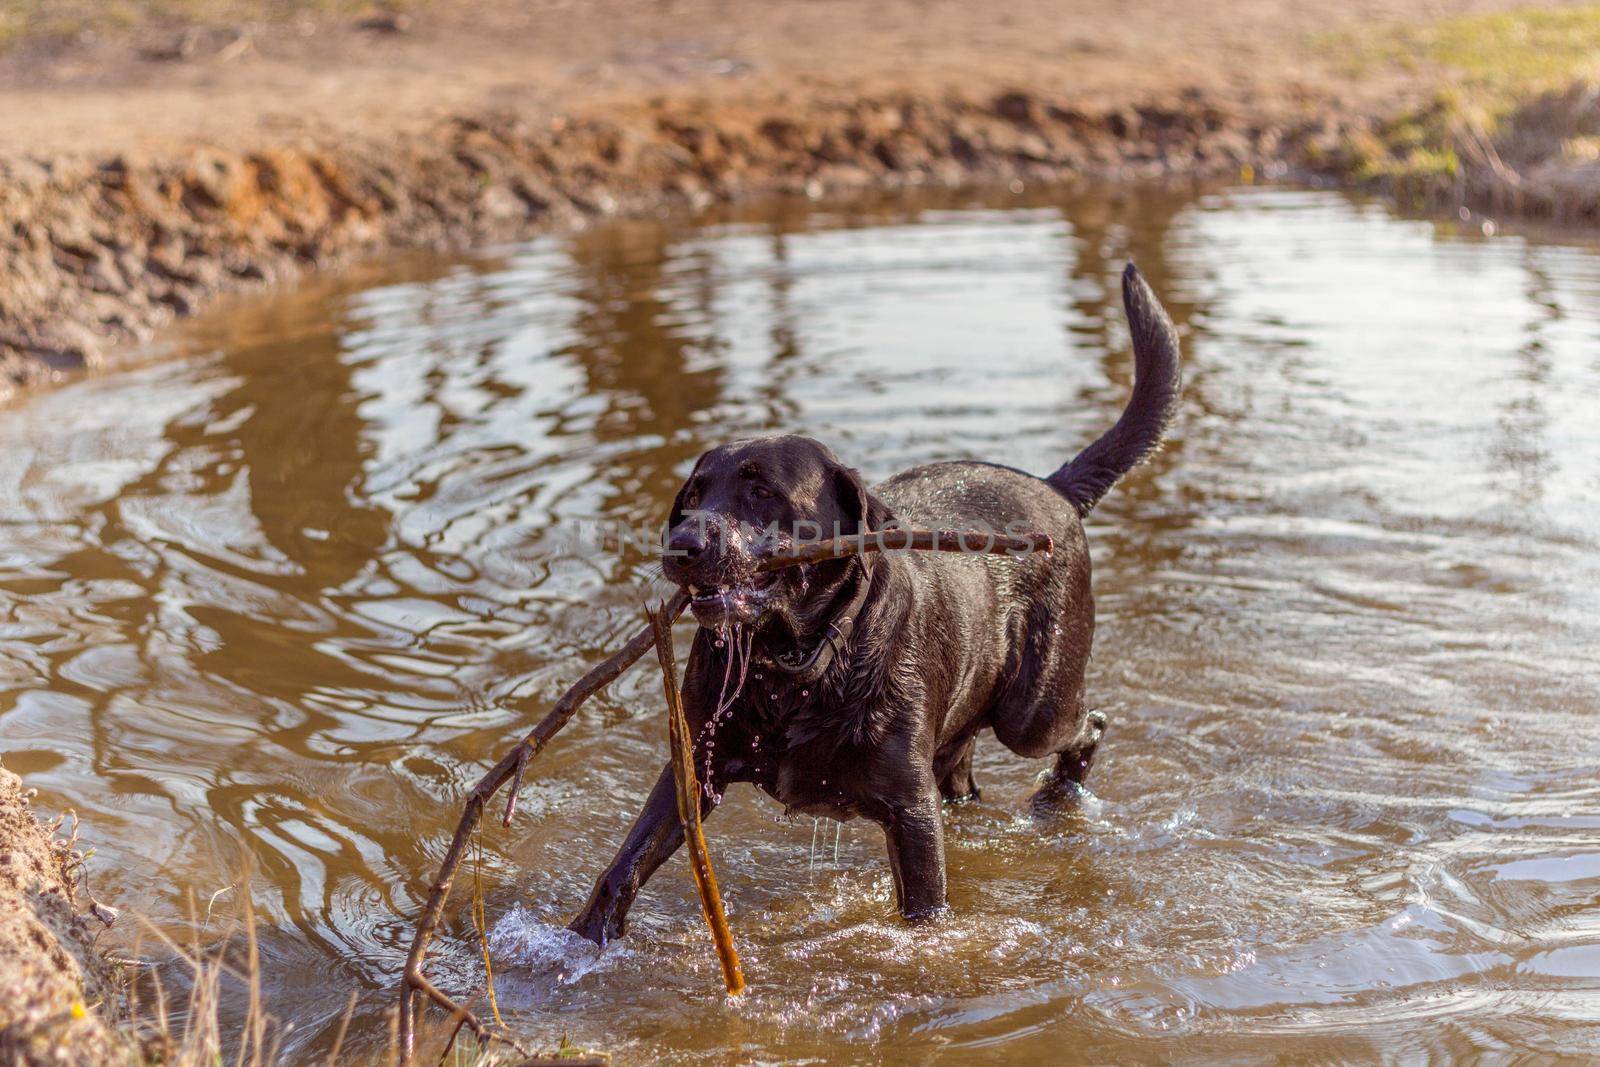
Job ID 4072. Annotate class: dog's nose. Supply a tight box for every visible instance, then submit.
[666,525,708,561]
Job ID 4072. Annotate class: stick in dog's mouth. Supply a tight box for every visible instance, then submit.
[680,528,1051,628]
[753,528,1053,570]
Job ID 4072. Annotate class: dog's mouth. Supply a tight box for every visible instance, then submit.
[686,571,780,627]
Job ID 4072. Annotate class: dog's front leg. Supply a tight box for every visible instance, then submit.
[568,761,717,946]
[882,786,948,920]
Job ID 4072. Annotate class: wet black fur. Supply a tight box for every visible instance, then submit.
[570,264,1182,945]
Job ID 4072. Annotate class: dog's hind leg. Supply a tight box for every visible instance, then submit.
[989,604,1107,806]
[935,737,981,804]
[1031,709,1107,808]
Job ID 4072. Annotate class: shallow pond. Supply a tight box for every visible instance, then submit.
[3,185,1599,1062]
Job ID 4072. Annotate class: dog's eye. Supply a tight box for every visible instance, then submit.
[682,490,700,510]
[750,485,774,500]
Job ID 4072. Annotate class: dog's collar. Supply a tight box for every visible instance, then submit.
[762,559,871,683]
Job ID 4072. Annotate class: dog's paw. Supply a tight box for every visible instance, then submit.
[901,901,950,924]
[1028,774,1101,820]
[567,906,625,948]
[939,782,982,805]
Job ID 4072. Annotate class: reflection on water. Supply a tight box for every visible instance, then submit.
[3,186,1600,1062]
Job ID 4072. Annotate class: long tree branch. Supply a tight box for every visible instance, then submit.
[398,590,689,1060]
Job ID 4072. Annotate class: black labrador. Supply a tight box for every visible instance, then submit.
[570,264,1181,945]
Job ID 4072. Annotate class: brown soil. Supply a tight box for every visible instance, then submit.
[3,0,1593,400]
[0,764,124,1066]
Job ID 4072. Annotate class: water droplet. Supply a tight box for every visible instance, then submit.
[801,689,809,697]
[714,638,725,648]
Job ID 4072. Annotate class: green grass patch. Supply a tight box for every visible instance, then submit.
[1331,5,1600,114]
[1406,6,1600,100]
[1322,6,1600,194]
[0,0,407,49]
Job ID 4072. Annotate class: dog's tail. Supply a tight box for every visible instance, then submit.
[1047,263,1182,515]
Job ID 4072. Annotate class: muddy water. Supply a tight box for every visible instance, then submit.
[3,186,1600,1062]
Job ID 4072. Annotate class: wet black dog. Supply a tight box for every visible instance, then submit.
[570,264,1181,945]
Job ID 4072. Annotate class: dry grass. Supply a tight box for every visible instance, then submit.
[114,874,301,1066]
[108,874,589,1066]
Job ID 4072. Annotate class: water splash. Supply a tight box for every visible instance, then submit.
[488,904,606,986]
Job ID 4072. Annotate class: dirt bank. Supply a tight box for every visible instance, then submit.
[0,85,1344,395]
[4,0,1598,400]
[0,765,124,1066]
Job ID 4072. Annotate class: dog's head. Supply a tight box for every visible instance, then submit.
[662,435,891,630]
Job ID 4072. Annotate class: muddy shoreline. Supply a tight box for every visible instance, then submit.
[1,86,1344,400]
[6,0,1600,402]
[9,0,1600,399]
[8,85,1598,404]
[0,766,125,1064]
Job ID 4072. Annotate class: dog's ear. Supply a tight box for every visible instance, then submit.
[830,463,894,540]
